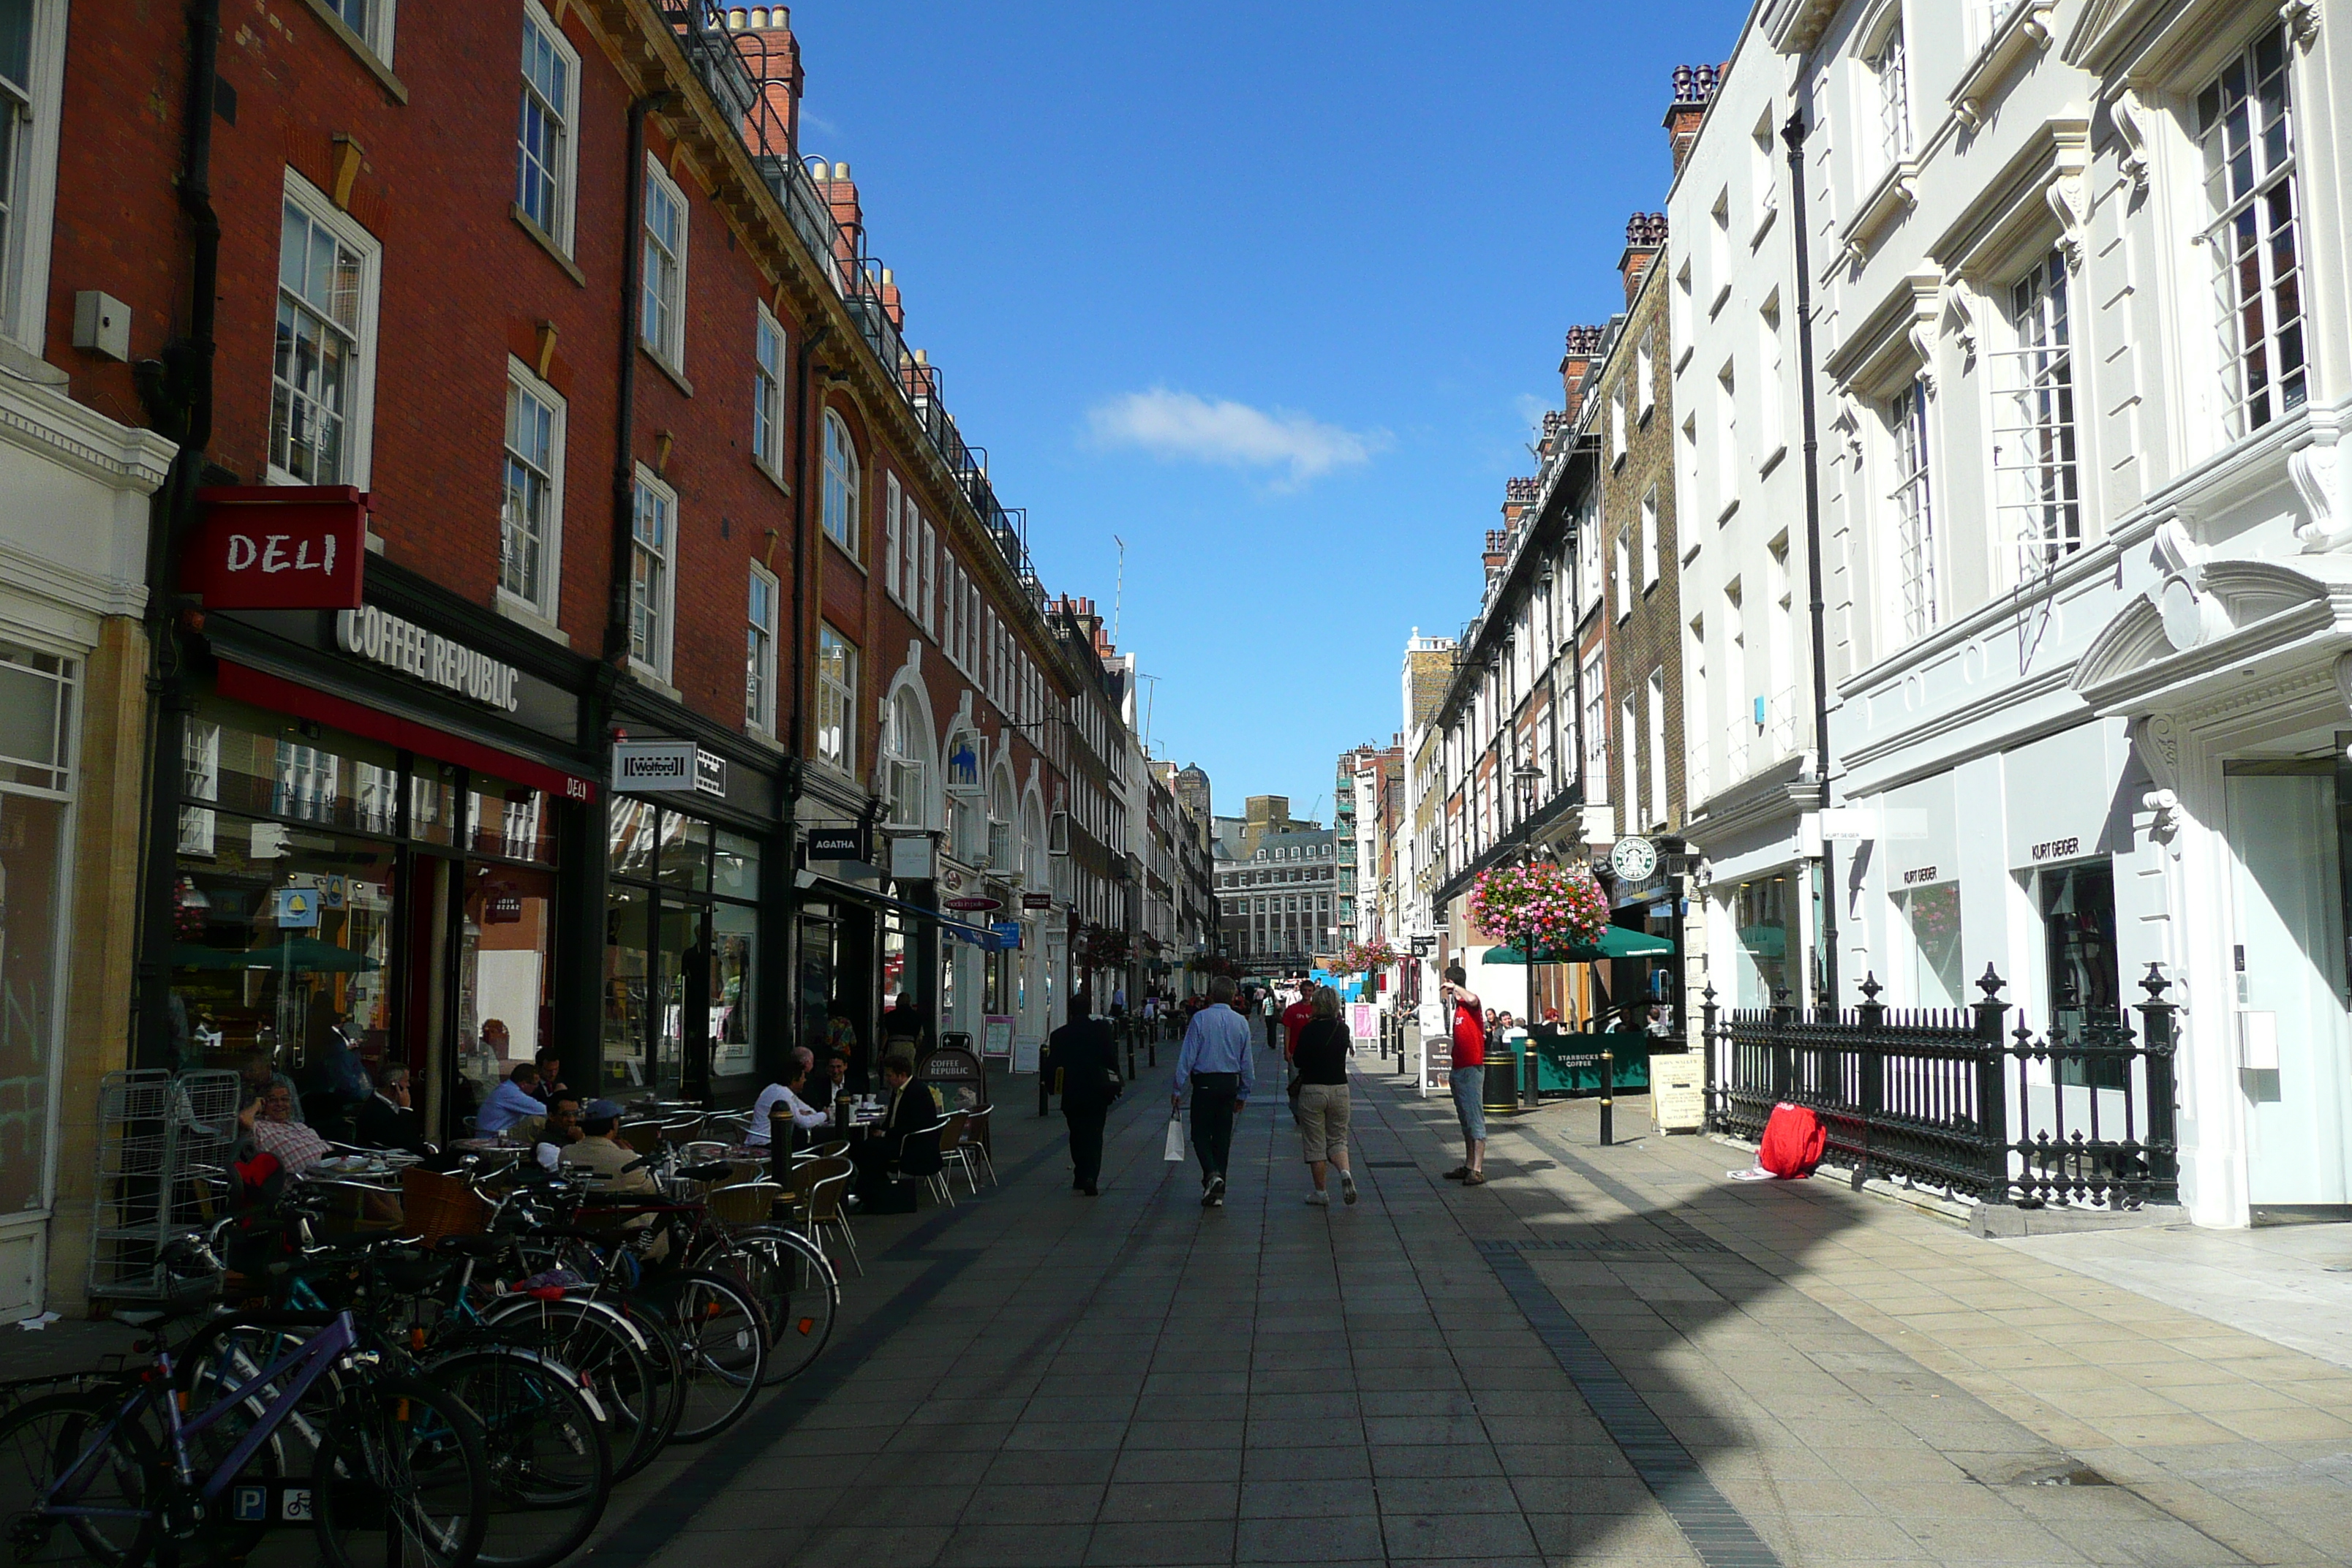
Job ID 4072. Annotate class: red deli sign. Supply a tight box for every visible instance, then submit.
[185,486,368,609]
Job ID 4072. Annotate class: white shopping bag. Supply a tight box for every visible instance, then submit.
[1163,1115,1186,1162]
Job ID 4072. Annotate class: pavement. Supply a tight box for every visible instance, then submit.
[8,1061,2349,1567]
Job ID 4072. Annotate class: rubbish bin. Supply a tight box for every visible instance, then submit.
[1483,1036,1525,1109]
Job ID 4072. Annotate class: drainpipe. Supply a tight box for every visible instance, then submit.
[1783,104,1839,1014]
[129,0,225,1068]
[605,91,681,666]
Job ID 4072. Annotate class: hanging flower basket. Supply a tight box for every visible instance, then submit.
[1469,862,1610,954]
[1330,939,1402,976]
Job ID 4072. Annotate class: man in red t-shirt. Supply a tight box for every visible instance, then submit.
[1441,964,1488,1186]
[1281,987,1316,1058]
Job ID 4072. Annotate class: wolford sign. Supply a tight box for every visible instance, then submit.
[186,486,369,609]
[335,606,521,713]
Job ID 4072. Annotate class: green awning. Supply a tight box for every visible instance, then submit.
[1482,927,1675,965]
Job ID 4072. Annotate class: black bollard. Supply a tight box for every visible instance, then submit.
[1599,1048,1613,1146]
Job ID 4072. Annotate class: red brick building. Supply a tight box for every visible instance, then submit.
[47,0,1088,1150]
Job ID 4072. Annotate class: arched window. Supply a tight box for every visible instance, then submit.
[821,410,860,554]
[883,686,933,829]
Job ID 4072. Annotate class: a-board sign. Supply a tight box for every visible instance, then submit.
[921,1045,990,1153]
[1652,1052,1705,1133]
[1422,1033,1452,1096]
[981,1016,1014,1059]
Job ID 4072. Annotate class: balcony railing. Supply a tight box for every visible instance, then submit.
[663,2,1041,601]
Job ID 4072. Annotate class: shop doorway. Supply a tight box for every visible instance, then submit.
[2223,765,2352,1208]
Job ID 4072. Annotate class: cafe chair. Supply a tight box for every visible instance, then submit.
[893,1126,952,1207]
[805,1138,851,1161]
[618,1122,666,1155]
[803,1171,860,1276]
[706,1180,787,1227]
[959,1107,997,1188]
[933,1112,973,1200]
[704,1113,752,1144]
[659,1116,709,1146]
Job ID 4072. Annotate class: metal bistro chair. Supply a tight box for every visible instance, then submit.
[705,1180,788,1227]
[617,1121,666,1156]
[659,1115,709,1147]
[892,1124,952,1208]
[958,1106,997,1188]
[803,1138,851,1162]
[802,1170,860,1277]
[930,1112,970,1205]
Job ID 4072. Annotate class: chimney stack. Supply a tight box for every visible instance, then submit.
[1665,63,1721,173]
[1559,325,1605,421]
[1620,213,1667,304]
[814,162,862,277]
[724,7,804,159]
[1482,528,1510,581]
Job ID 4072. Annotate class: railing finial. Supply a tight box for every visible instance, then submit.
[1975,963,2005,1003]
[1858,972,1882,1003]
[2138,961,2170,1003]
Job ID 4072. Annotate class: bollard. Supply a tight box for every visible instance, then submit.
[1126,1036,1136,1081]
[1599,1048,1613,1146]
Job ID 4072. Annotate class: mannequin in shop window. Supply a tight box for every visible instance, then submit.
[827,998,867,1095]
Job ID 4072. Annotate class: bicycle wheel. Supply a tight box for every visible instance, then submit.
[709,1228,838,1384]
[480,1296,677,1481]
[426,1349,609,1568]
[312,1373,490,1568]
[0,1392,154,1568]
[647,1271,766,1443]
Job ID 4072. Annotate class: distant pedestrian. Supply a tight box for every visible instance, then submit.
[1294,987,1355,1207]
[1173,975,1254,1207]
[1261,988,1280,1049]
[1442,965,1488,1186]
[1052,989,1122,1196]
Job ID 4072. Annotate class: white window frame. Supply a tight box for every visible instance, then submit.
[821,408,861,557]
[1887,378,1937,644]
[1636,331,1655,419]
[919,519,936,635]
[2198,26,2307,440]
[746,562,779,736]
[1871,20,1912,171]
[753,304,786,478]
[883,471,904,602]
[1992,249,2082,571]
[627,465,677,682]
[516,0,579,254]
[320,0,397,65]
[0,0,64,355]
[270,169,382,488]
[816,625,857,775]
[497,355,565,628]
[1640,487,1660,588]
[1612,531,1630,622]
[640,153,689,371]
[1646,668,1667,827]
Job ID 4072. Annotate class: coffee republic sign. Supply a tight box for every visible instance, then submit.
[336,606,521,714]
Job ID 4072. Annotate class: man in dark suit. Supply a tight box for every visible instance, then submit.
[1051,990,1121,1196]
[353,1066,430,1156]
[851,1052,943,1204]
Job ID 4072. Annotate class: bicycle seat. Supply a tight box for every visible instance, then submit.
[434,1235,508,1259]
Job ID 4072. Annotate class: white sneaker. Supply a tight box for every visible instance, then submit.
[1304,1190,1330,1207]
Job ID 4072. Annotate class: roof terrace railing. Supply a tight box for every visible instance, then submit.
[665,1,1041,595]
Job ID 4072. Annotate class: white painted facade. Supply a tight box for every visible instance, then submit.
[1751,0,2352,1224]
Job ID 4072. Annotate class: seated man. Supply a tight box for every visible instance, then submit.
[532,1048,570,1104]
[353,1066,431,1156]
[475,1062,546,1136]
[747,1061,829,1152]
[850,1052,942,1202]
[532,1095,584,1171]
[243,1082,332,1173]
[557,1101,657,1194]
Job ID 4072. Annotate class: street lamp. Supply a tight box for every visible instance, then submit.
[1511,761,1543,826]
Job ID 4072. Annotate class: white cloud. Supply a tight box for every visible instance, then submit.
[1088,388,1386,486]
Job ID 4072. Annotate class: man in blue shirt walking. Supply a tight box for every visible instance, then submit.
[1173,976,1254,1207]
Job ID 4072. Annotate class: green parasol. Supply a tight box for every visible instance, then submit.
[1482,926,1675,965]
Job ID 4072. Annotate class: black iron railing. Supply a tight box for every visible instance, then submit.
[1704,964,2179,1211]
[661,1,1041,600]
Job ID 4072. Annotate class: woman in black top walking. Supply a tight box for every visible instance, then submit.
[1293,987,1356,1207]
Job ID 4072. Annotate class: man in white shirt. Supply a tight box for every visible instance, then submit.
[747,1060,829,1151]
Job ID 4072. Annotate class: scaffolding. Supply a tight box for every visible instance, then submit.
[85,1069,239,1303]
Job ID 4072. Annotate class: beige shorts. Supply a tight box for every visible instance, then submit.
[1297,1082,1351,1164]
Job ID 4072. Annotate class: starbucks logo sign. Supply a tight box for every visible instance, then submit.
[1610,836,1658,883]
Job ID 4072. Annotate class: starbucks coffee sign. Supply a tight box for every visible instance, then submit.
[336,606,521,713]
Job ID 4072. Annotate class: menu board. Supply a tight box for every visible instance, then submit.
[981,1016,1014,1060]
[1422,1034,1452,1096]
[1651,1052,1705,1133]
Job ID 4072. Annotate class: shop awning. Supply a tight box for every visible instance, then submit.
[1482,927,1675,965]
[795,872,1016,950]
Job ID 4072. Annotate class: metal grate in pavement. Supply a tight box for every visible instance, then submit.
[1481,1240,1787,1568]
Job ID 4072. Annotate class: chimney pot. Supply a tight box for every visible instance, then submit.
[832,161,851,181]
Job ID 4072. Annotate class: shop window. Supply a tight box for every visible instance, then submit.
[2038,861,2122,1076]
[1733,874,1796,1008]
[712,901,758,1082]
[271,176,378,486]
[516,0,576,252]
[640,154,687,369]
[0,638,71,1219]
[608,796,659,881]
[408,762,458,848]
[459,859,557,1104]
[657,810,712,894]
[1895,881,1964,1009]
[179,719,219,854]
[465,775,555,865]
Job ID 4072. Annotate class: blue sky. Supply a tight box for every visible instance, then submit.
[788,1,1753,821]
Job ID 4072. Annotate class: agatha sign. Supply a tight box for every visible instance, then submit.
[335,606,521,713]
[186,486,368,609]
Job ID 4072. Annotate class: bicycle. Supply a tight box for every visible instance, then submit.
[0,1284,490,1568]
